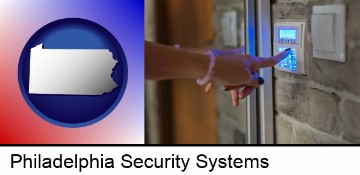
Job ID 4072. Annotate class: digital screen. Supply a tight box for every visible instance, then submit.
[279,29,296,40]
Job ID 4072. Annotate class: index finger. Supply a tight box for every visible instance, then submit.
[256,48,291,69]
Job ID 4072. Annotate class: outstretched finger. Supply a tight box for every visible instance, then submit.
[256,48,291,69]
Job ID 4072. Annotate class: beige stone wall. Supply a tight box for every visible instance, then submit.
[273,0,360,143]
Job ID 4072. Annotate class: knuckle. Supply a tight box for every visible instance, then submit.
[244,69,252,81]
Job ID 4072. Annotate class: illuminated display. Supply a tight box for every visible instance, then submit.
[277,47,297,71]
[274,22,305,75]
[279,29,296,40]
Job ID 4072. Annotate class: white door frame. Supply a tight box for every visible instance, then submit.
[257,0,274,144]
[246,0,274,144]
[245,0,258,144]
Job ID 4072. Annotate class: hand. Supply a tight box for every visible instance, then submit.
[214,48,291,107]
[180,45,290,107]
[203,47,246,93]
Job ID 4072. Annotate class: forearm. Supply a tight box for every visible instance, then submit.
[145,41,209,80]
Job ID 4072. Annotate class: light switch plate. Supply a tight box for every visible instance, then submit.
[221,11,237,47]
[312,14,335,52]
[312,4,346,62]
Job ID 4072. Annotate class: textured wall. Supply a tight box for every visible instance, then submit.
[213,0,247,144]
[273,0,360,143]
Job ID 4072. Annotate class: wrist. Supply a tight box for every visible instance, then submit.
[174,46,209,80]
[195,50,216,85]
[187,51,209,80]
[173,44,215,82]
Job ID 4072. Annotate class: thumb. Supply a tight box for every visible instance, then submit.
[245,72,265,87]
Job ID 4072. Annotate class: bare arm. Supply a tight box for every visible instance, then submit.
[145,40,291,105]
[145,41,208,80]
